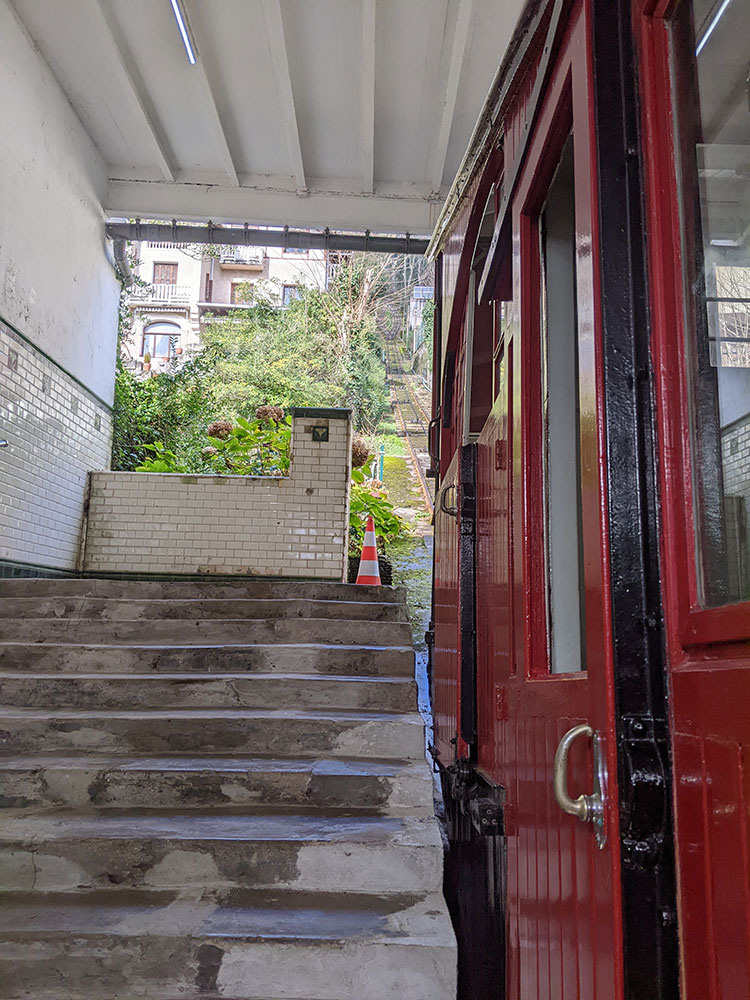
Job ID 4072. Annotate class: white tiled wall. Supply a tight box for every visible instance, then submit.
[0,319,113,572]
[722,415,750,597]
[83,411,352,580]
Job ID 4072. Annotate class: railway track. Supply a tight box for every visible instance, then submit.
[384,340,434,513]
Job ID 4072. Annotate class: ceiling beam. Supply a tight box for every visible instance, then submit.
[96,0,175,183]
[360,0,377,193]
[106,179,438,235]
[183,0,239,188]
[429,0,473,197]
[260,0,307,195]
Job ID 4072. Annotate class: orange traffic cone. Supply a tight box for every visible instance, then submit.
[355,515,381,586]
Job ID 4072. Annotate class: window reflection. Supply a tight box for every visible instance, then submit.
[671,0,750,604]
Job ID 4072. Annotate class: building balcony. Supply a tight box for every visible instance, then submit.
[129,283,192,305]
[220,247,265,269]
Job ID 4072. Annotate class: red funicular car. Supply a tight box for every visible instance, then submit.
[427,1,750,997]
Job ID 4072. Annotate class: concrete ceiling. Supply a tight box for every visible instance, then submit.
[10,0,525,234]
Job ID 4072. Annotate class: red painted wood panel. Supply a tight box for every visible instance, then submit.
[475,356,512,780]
[637,4,750,995]
[432,449,460,763]
[472,4,625,997]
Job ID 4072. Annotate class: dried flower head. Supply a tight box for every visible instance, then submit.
[255,404,285,423]
[201,446,219,457]
[207,420,233,440]
[351,436,371,469]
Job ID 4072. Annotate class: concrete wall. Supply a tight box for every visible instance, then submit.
[0,3,120,574]
[83,409,352,579]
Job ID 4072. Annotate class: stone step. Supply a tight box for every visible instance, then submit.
[0,672,417,712]
[0,578,404,603]
[0,617,413,647]
[0,811,443,895]
[0,708,427,760]
[0,596,407,622]
[0,889,456,1000]
[0,641,415,677]
[0,754,435,815]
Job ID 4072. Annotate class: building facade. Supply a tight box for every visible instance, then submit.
[125,236,327,371]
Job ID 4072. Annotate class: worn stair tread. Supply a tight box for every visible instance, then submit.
[0,810,441,845]
[0,706,421,722]
[0,619,414,649]
[0,642,415,681]
[0,597,407,622]
[0,753,424,777]
[0,640,413,652]
[0,579,406,602]
[0,753,435,815]
[0,889,455,946]
[0,670,414,684]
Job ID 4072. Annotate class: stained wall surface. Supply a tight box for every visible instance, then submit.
[0,4,120,574]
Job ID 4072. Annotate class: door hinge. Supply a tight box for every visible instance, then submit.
[469,794,505,837]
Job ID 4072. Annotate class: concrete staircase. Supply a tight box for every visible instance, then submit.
[0,578,456,1000]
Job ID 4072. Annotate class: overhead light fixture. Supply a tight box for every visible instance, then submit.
[696,0,733,56]
[169,0,197,65]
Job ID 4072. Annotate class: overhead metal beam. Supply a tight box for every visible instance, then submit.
[96,0,176,183]
[429,0,474,197]
[360,0,377,194]
[183,0,240,188]
[106,221,429,255]
[260,0,307,194]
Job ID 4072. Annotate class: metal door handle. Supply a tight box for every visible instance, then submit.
[553,723,607,849]
[427,413,441,465]
[440,483,458,517]
[0,440,8,448]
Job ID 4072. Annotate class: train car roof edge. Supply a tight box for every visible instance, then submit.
[426,0,551,261]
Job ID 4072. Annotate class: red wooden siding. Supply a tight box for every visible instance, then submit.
[432,450,461,763]
[637,3,750,996]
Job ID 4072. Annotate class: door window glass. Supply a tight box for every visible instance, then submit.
[540,136,586,673]
[670,0,750,604]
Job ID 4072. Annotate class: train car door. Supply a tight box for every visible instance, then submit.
[479,5,626,997]
[639,1,750,995]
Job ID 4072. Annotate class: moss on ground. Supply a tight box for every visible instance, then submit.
[382,455,423,509]
[388,534,433,722]
[376,433,406,457]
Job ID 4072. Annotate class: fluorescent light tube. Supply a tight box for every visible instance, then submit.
[696,0,733,56]
[170,0,196,65]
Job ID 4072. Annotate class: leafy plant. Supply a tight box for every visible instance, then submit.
[201,415,292,477]
[135,442,186,473]
[349,466,409,551]
[112,346,221,471]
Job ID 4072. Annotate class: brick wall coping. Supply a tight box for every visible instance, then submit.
[290,407,352,419]
[96,471,290,483]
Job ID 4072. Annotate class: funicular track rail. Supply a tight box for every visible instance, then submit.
[384,340,434,513]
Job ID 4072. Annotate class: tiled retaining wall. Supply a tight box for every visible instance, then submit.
[723,413,750,597]
[0,319,113,575]
[83,408,352,580]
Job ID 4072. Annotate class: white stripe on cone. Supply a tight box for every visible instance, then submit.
[356,516,381,585]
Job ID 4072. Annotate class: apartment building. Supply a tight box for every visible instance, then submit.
[126,237,327,371]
